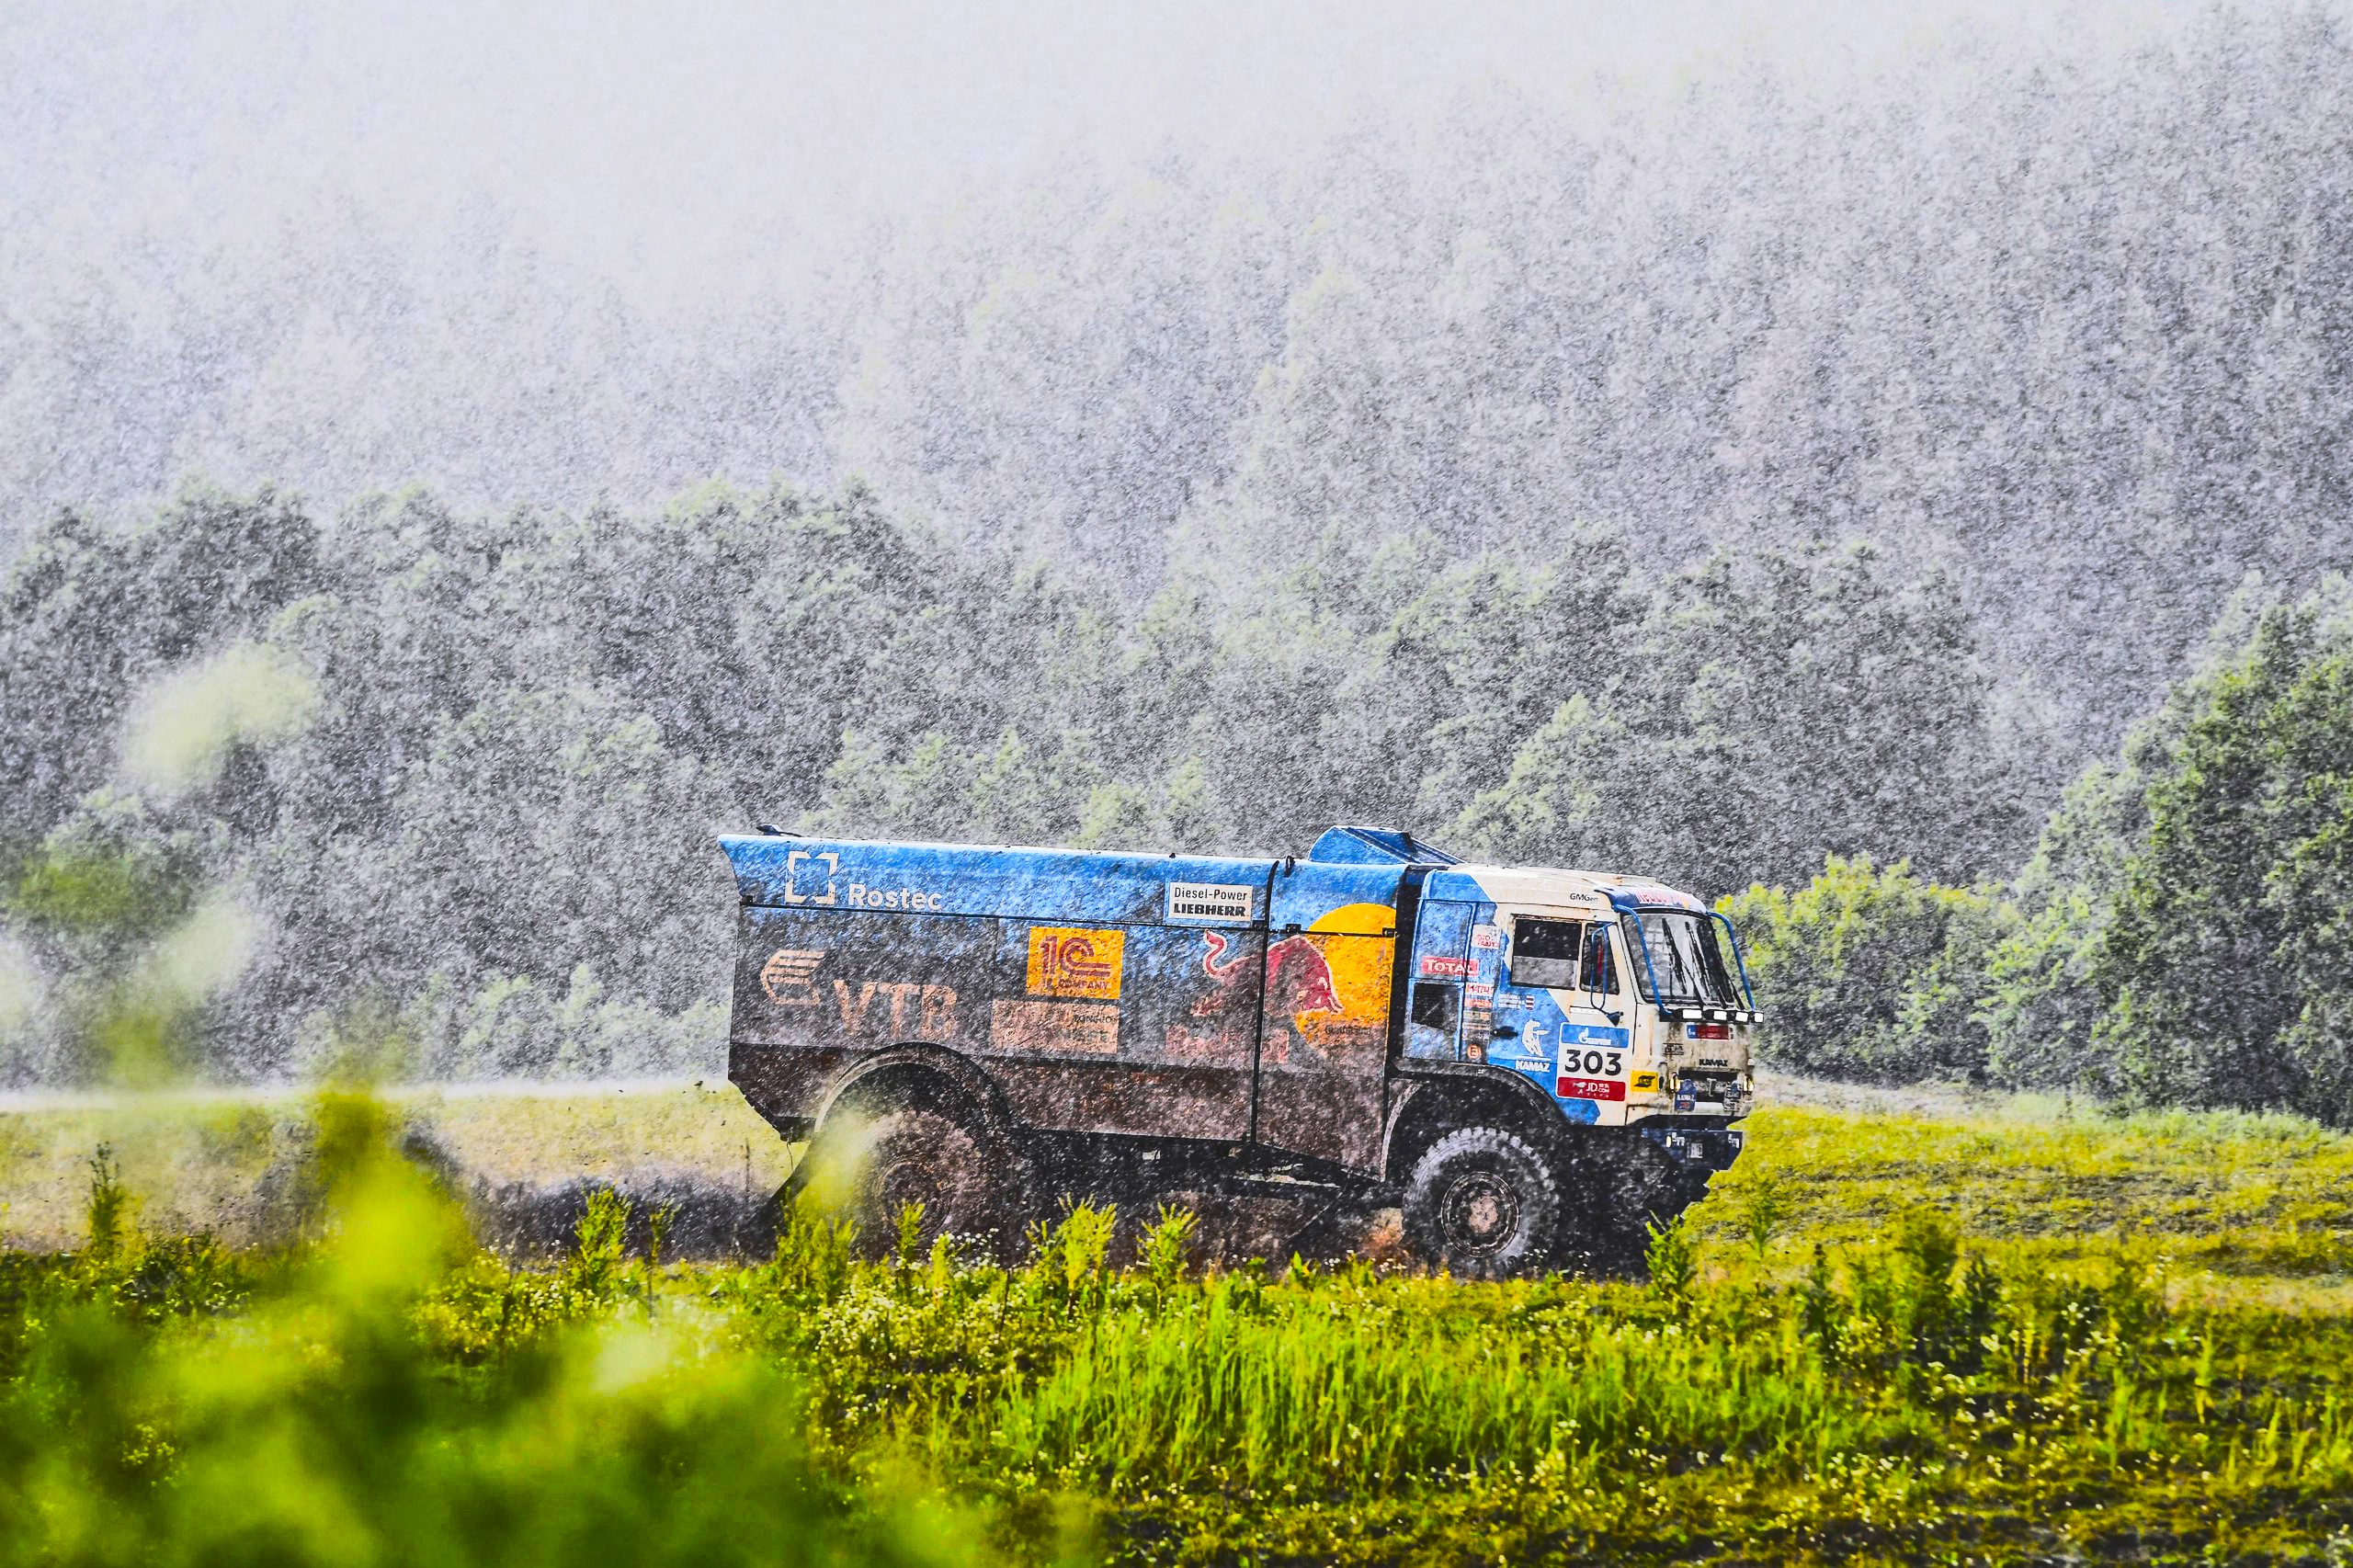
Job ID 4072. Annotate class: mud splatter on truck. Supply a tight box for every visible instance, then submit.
[722,825,1756,1275]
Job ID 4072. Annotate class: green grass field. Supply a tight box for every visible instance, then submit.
[0,1079,796,1250]
[4,1078,2350,1564]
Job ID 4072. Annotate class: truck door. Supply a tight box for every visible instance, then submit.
[1403,900,1476,1061]
[1493,912,1633,1125]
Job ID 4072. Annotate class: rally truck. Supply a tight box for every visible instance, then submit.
[721,824,1757,1275]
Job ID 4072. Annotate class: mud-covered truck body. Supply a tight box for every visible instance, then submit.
[722,824,1756,1273]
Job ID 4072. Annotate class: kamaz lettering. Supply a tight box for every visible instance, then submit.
[720,824,1758,1276]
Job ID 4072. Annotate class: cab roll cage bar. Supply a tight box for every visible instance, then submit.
[1597,905,1758,1013]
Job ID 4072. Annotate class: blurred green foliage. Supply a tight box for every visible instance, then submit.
[5,1092,2349,1565]
[0,1096,988,1568]
[9,849,155,932]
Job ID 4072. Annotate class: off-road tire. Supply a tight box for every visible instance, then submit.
[1561,1134,1715,1273]
[1402,1126,1563,1279]
[798,1107,1026,1261]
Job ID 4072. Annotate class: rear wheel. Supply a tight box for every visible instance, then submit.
[800,1107,1026,1260]
[1402,1126,1562,1278]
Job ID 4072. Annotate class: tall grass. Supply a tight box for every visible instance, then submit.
[5,1088,2353,1562]
[0,1098,992,1568]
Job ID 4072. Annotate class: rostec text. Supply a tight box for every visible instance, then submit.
[845,882,945,911]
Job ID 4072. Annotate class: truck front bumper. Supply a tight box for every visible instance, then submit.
[1636,1123,1745,1175]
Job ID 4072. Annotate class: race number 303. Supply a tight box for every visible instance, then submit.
[1552,1024,1630,1101]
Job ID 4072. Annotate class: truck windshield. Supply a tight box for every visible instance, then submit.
[1634,912,1739,1006]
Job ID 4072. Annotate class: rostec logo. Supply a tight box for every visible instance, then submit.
[779,850,839,906]
[759,949,824,1006]
[1027,927,1125,1000]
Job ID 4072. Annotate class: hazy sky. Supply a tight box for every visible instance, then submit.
[7,0,2206,301]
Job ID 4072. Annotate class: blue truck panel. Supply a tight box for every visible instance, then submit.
[722,836,1273,926]
[722,835,1424,1169]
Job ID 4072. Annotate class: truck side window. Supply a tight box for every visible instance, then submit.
[1510,918,1583,989]
[1405,982,1460,1059]
[1580,923,1619,995]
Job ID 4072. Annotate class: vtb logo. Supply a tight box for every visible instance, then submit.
[1026,926,1124,1001]
[759,949,824,1006]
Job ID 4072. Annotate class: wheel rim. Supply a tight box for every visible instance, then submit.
[1438,1170,1522,1256]
[863,1126,988,1242]
[875,1156,947,1220]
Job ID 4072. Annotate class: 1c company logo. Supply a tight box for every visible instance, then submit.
[1026,927,1124,1001]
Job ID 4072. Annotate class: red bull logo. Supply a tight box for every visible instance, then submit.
[1267,934,1342,1019]
[1200,929,1250,982]
[1191,929,1342,1023]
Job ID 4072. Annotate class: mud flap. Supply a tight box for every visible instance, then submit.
[1558,1127,1734,1274]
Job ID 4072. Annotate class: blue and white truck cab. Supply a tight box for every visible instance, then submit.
[720,824,1756,1275]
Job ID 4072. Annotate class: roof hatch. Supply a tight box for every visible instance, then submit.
[1305,825,1462,866]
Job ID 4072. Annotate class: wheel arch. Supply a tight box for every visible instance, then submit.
[811,1044,1018,1147]
[1383,1069,1566,1184]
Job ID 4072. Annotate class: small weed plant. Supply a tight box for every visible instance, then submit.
[1644,1210,1699,1299]
[84,1142,131,1260]
[1137,1203,1198,1294]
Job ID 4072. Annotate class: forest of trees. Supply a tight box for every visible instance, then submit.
[9,8,2353,783]
[0,483,2017,1085]
[1731,576,2353,1129]
[5,6,2352,1122]
[4,483,2349,1127]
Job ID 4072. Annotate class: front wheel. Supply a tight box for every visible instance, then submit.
[1402,1126,1562,1278]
